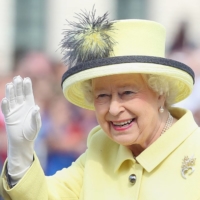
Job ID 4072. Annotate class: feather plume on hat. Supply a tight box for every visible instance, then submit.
[60,8,116,69]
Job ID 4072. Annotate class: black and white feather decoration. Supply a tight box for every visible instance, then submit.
[61,8,116,69]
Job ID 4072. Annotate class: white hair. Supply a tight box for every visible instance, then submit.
[81,74,179,108]
[145,74,179,107]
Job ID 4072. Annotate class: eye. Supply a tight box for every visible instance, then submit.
[95,93,110,104]
[120,90,136,100]
[97,94,110,99]
[123,91,134,95]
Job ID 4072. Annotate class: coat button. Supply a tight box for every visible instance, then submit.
[129,174,137,184]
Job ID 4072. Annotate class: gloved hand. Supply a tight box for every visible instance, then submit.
[1,76,41,184]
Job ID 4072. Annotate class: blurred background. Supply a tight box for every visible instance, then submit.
[0,0,200,181]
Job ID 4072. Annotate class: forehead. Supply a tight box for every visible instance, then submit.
[92,73,146,89]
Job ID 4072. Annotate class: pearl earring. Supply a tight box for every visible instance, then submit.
[159,106,164,113]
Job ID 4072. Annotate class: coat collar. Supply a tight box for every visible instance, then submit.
[114,144,135,173]
[114,108,198,173]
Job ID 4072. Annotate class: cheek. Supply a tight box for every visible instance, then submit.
[135,92,158,110]
[94,103,107,123]
[129,97,152,112]
[132,97,158,124]
[94,100,109,114]
[137,105,159,133]
[94,104,111,134]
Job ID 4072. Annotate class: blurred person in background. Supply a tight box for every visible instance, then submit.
[0,76,14,172]
[1,9,200,200]
[44,95,91,175]
[0,111,6,171]
[168,22,200,125]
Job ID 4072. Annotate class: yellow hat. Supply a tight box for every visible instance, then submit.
[61,10,194,110]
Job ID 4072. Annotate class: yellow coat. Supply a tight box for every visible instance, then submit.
[1,108,200,200]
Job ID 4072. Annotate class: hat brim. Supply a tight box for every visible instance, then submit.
[62,56,194,110]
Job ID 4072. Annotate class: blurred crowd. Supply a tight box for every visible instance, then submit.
[168,22,200,125]
[0,23,200,177]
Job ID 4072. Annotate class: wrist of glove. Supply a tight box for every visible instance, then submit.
[1,76,41,183]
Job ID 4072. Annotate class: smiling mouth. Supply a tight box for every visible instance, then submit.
[112,119,135,127]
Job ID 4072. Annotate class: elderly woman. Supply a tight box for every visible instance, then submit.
[0,10,200,200]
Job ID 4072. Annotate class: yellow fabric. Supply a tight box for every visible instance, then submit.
[1,107,200,200]
[109,20,166,58]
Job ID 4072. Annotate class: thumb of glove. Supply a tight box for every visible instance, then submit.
[23,105,42,141]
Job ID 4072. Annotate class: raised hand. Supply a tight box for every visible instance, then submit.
[1,76,41,183]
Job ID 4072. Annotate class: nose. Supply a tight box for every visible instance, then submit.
[109,96,124,116]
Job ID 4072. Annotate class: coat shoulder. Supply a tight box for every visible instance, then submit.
[86,125,118,150]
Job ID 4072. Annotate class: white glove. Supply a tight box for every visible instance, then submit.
[1,76,41,184]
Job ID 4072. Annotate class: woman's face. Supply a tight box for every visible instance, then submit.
[92,73,165,149]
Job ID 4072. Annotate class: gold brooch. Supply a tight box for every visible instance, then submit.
[181,155,196,179]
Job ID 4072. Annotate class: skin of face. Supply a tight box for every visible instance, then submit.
[92,73,168,154]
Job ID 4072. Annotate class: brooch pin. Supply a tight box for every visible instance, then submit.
[181,155,196,179]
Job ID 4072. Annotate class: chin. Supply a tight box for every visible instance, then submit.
[112,134,137,146]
